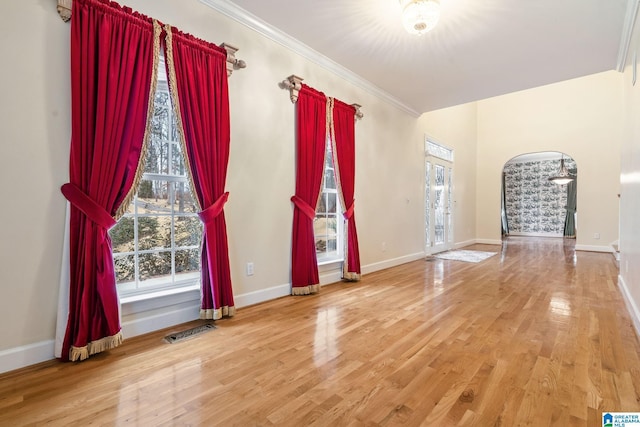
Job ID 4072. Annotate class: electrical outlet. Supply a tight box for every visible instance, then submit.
[593,233,600,240]
[381,242,387,252]
[246,262,254,276]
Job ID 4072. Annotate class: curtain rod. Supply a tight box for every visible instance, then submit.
[56,0,246,77]
[280,75,364,120]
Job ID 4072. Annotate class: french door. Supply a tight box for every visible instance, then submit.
[425,157,453,254]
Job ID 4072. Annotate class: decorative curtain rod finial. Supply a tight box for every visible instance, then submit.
[220,43,247,77]
[57,0,72,22]
[281,75,304,103]
[351,103,364,120]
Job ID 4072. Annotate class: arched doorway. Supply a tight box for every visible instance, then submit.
[501,152,577,238]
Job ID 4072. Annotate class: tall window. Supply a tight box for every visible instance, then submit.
[110,53,202,295]
[314,139,343,262]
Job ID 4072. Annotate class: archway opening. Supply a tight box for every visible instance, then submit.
[501,151,577,239]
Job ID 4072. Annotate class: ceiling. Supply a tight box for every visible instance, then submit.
[208,0,630,114]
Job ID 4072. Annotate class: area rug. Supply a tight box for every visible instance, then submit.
[431,250,497,263]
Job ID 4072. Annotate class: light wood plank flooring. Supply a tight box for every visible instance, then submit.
[1,237,639,426]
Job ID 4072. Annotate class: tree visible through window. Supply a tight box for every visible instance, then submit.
[314,138,343,262]
[109,53,202,295]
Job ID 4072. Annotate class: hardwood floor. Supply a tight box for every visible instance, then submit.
[2,237,639,426]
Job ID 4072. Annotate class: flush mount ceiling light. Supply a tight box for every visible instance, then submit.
[548,156,575,185]
[399,0,441,35]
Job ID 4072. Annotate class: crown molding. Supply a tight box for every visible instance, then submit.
[616,0,640,72]
[199,0,421,117]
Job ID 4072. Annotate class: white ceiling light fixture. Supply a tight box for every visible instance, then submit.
[399,0,441,35]
[548,156,575,186]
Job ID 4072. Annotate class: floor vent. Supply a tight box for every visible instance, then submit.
[164,323,216,343]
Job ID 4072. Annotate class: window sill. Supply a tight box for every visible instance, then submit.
[120,284,200,304]
[120,284,200,317]
[318,258,344,267]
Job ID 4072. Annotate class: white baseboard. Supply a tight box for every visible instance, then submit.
[509,232,563,238]
[618,274,640,339]
[474,239,503,246]
[320,270,343,286]
[455,239,477,249]
[575,244,613,253]
[0,340,55,375]
[234,283,291,308]
[361,252,425,275]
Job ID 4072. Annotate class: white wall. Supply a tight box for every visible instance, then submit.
[0,0,446,370]
[475,71,623,249]
[619,5,640,334]
[0,1,70,364]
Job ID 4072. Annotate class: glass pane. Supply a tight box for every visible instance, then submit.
[138,251,172,282]
[173,181,197,214]
[114,254,135,284]
[153,92,171,135]
[137,216,169,250]
[175,249,200,274]
[314,215,326,238]
[448,167,453,243]
[327,193,337,213]
[325,144,334,168]
[317,194,326,213]
[175,217,203,247]
[315,237,327,253]
[434,165,445,245]
[138,180,170,214]
[435,164,445,186]
[144,138,168,174]
[170,142,186,177]
[171,115,181,146]
[425,161,431,248]
[325,168,336,189]
[327,217,338,234]
[149,87,171,175]
[327,239,337,253]
[110,217,135,253]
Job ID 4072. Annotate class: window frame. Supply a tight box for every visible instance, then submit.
[111,53,202,298]
[314,138,344,264]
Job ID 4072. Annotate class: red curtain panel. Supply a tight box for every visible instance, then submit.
[290,85,328,295]
[331,99,361,279]
[61,0,158,361]
[164,27,235,319]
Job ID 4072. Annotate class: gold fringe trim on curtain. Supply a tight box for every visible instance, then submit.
[199,306,236,320]
[292,284,320,296]
[163,24,202,213]
[327,97,360,283]
[342,272,360,281]
[115,20,162,220]
[69,331,123,362]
